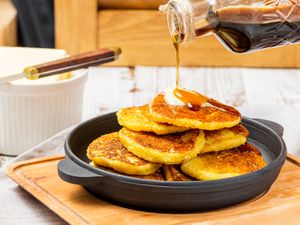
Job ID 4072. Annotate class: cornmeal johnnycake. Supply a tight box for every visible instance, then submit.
[90,162,165,180]
[149,93,241,130]
[181,143,266,180]
[163,165,191,181]
[117,105,189,135]
[119,127,205,164]
[202,124,249,153]
[87,132,161,175]
[132,168,165,181]
[118,104,248,153]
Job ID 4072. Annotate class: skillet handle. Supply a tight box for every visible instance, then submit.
[58,157,104,185]
[253,118,284,137]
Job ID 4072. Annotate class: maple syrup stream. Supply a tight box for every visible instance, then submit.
[172,34,208,106]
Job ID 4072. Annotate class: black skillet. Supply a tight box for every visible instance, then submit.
[58,112,286,211]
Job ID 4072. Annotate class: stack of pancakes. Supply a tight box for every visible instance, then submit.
[87,92,266,181]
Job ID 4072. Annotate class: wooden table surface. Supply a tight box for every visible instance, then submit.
[1,66,300,166]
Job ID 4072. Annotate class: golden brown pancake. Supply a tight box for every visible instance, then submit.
[90,162,165,181]
[181,143,266,180]
[202,124,249,153]
[87,132,161,175]
[163,165,191,181]
[133,168,165,181]
[149,93,241,130]
[117,105,189,135]
[119,127,205,164]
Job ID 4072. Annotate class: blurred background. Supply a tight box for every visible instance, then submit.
[2,0,300,67]
[1,0,300,156]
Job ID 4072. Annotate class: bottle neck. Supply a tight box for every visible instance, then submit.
[160,0,211,43]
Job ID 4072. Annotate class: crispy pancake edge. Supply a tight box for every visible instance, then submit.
[149,94,241,130]
[89,156,161,175]
[119,128,205,164]
[90,162,165,180]
[202,135,247,153]
[202,125,248,153]
[163,165,192,181]
[117,106,189,135]
[181,143,266,180]
[87,132,161,175]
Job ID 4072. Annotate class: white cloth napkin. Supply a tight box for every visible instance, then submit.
[0,127,71,225]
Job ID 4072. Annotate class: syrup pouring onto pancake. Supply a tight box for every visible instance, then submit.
[172,33,208,106]
[168,33,225,111]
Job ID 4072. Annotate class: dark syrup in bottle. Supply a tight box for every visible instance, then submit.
[196,7,300,53]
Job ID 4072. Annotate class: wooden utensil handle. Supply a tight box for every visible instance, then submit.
[23,48,121,79]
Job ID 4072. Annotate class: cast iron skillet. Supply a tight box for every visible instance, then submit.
[58,112,287,211]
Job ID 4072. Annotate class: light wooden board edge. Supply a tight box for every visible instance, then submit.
[287,153,300,165]
[6,155,65,176]
[6,154,300,225]
[6,155,89,225]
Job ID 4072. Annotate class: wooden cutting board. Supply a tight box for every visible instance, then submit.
[7,154,300,225]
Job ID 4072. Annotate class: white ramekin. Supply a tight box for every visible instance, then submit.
[0,70,88,155]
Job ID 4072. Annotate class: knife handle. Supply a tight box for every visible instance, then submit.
[23,47,121,80]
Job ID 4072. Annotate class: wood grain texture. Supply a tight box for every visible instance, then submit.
[6,155,300,225]
[32,49,117,77]
[241,69,300,107]
[98,10,300,67]
[54,0,98,55]
[82,67,136,119]
[84,67,300,110]
[0,0,17,46]
[98,0,166,9]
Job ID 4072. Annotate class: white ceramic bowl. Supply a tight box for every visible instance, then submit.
[0,70,88,155]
